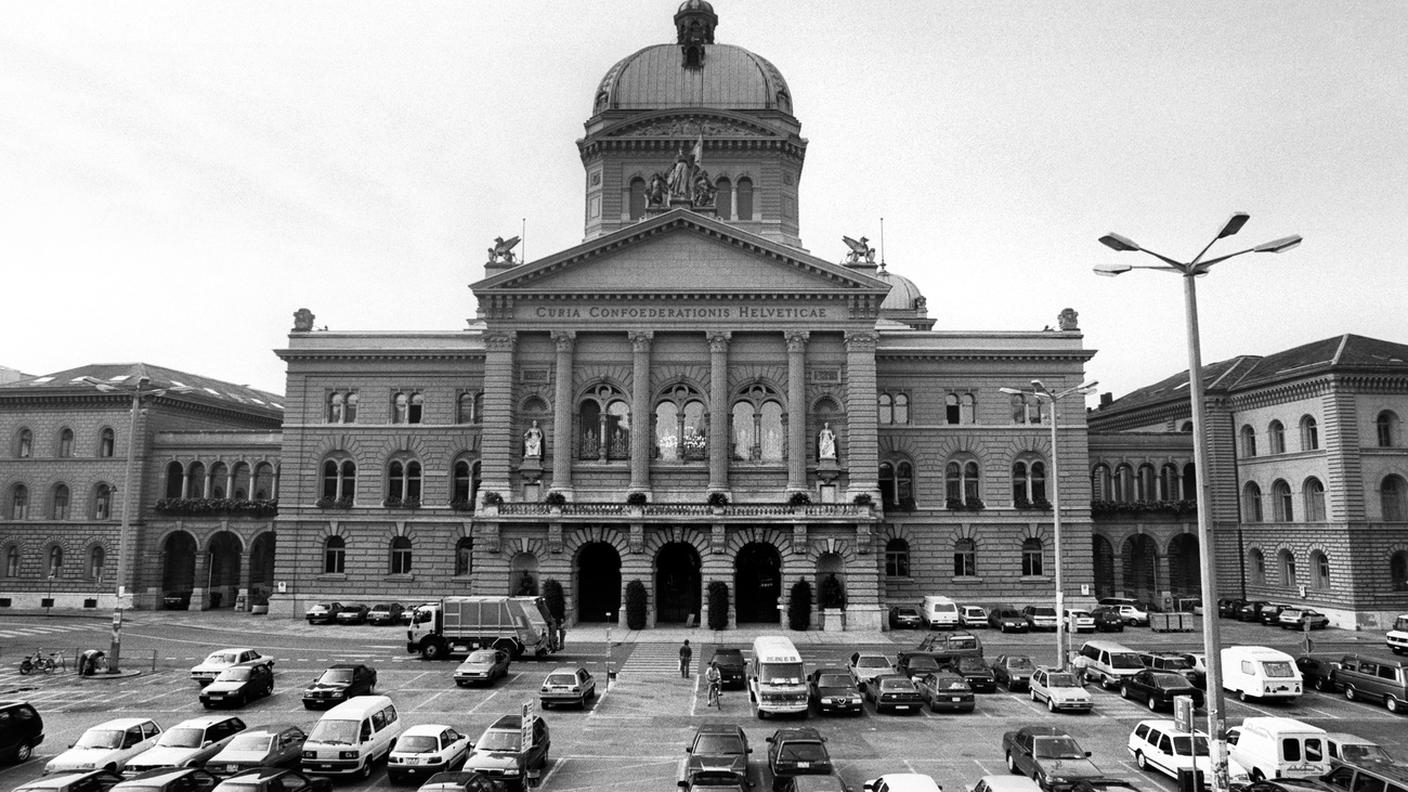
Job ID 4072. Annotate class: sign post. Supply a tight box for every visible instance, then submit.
[1174,695,1195,733]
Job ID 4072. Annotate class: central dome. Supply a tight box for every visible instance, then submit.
[594,44,792,113]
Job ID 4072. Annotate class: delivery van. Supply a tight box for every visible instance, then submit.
[748,636,808,719]
[1228,717,1328,780]
[921,596,960,630]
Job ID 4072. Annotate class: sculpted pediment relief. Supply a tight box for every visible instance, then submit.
[608,114,777,139]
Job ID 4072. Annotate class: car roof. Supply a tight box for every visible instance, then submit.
[402,724,455,737]
[975,777,1042,792]
[1134,719,1205,737]
[171,715,240,728]
[813,667,850,675]
[486,715,523,730]
[770,728,823,741]
[225,768,293,782]
[712,648,744,656]
[207,648,257,654]
[1018,726,1072,738]
[326,662,368,670]
[89,717,155,729]
[116,768,204,785]
[235,723,300,737]
[693,724,746,736]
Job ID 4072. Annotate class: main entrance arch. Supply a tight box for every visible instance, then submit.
[161,531,197,604]
[1168,534,1200,600]
[249,532,275,605]
[735,542,781,623]
[1121,534,1158,605]
[655,542,701,624]
[206,531,243,609]
[575,542,621,623]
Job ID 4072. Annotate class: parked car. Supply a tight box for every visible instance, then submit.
[915,672,974,713]
[1001,726,1105,791]
[1127,720,1235,784]
[861,775,940,792]
[960,605,989,628]
[454,650,510,687]
[1219,598,1248,618]
[210,767,330,792]
[1334,654,1408,713]
[539,667,596,709]
[895,654,943,682]
[1259,604,1294,627]
[45,718,163,775]
[1136,650,1203,688]
[13,770,124,792]
[109,768,220,792]
[991,655,1036,692]
[189,649,273,687]
[847,653,894,691]
[462,715,549,792]
[780,778,852,792]
[1176,652,1210,689]
[681,724,751,790]
[162,592,192,611]
[711,648,747,690]
[414,771,503,792]
[206,725,306,776]
[301,663,377,710]
[1,699,44,764]
[807,668,863,716]
[1064,609,1095,634]
[1237,600,1272,622]
[1022,606,1059,631]
[888,606,924,630]
[123,715,246,775]
[386,725,471,785]
[304,602,342,625]
[947,655,997,693]
[334,604,370,625]
[1324,732,1396,770]
[969,777,1041,792]
[865,674,923,714]
[367,603,405,626]
[766,728,832,791]
[1279,609,1330,630]
[1295,654,1342,692]
[1322,764,1408,792]
[199,664,275,709]
[1110,604,1150,627]
[1072,640,1144,690]
[1088,607,1125,633]
[1028,668,1092,713]
[1118,669,1205,712]
[989,607,1030,633]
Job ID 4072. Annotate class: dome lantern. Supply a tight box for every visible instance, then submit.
[674,0,718,68]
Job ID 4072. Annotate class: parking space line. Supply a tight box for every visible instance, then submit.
[416,690,449,711]
[465,687,501,714]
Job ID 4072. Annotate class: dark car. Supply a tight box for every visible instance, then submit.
[1136,651,1203,688]
[1219,598,1248,618]
[1088,607,1125,632]
[304,602,342,625]
[414,771,503,792]
[948,655,997,693]
[766,728,832,791]
[1296,654,1342,692]
[200,664,275,709]
[991,655,1036,692]
[163,592,193,611]
[1236,780,1342,792]
[110,768,220,792]
[989,607,1031,633]
[915,672,974,713]
[211,767,330,792]
[367,603,405,626]
[711,648,747,690]
[1119,669,1205,712]
[12,770,123,792]
[807,668,863,716]
[1001,726,1105,792]
[1237,600,1272,622]
[301,663,377,709]
[463,715,549,792]
[865,674,923,714]
[1259,604,1293,626]
[0,700,44,764]
[888,606,923,630]
[895,653,943,681]
[682,724,751,790]
[777,778,852,792]
[335,603,370,625]
[207,724,307,776]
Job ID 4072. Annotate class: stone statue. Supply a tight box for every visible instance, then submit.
[818,422,837,459]
[523,419,543,458]
[292,308,315,332]
[665,147,693,199]
[692,167,716,206]
[842,236,876,265]
[647,172,668,206]
[1058,307,1080,331]
[487,235,521,266]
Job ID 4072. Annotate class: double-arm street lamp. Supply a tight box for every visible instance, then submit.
[999,379,1097,671]
[1094,212,1301,792]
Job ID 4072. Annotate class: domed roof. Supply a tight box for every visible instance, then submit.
[595,43,792,113]
[877,267,923,312]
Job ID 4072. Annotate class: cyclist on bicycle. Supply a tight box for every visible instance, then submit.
[704,660,722,707]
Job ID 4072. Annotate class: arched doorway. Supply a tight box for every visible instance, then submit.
[510,552,539,596]
[1092,535,1115,599]
[161,531,197,604]
[249,532,276,606]
[575,542,621,623]
[1168,534,1201,600]
[816,552,846,610]
[1121,534,1158,605]
[655,542,701,624]
[206,531,243,609]
[735,542,781,623]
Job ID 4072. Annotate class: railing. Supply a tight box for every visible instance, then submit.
[495,502,873,518]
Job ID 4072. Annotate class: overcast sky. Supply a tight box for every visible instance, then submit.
[3,1,1404,402]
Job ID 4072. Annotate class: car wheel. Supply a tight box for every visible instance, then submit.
[16,743,31,762]
[1029,688,1037,701]
[1239,690,1251,702]
[540,700,550,709]
[1252,770,1265,782]
[1345,685,1357,702]
[359,759,374,780]
[1047,698,1056,713]
[1387,696,1402,714]
[1006,752,1018,773]
[1136,751,1147,770]
[456,680,469,688]
[1120,685,1130,699]
[202,701,213,709]
[1148,695,1159,712]
[757,708,767,720]
[1314,677,1329,692]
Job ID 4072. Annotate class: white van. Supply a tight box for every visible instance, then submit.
[748,636,808,719]
[921,596,960,630]
[301,695,402,778]
[1221,646,1303,701]
[1228,717,1328,780]
[1072,640,1145,689]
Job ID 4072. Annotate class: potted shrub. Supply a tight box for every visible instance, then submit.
[626,491,648,506]
[480,491,503,514]
[852,492,874,508]
[788,580,813,631]
[545,491,567,510]
[707,581,730,630]
[788,491,812,509]
[707,491,729,513]
[625,579,648,630]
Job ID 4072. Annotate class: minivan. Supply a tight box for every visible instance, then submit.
[921,596,960,630]
[1333,654,1408,713]
[300,695,401,779]
[1227,717,1328,780]
[1073,640,1145,689]
[1221,646,1302,702]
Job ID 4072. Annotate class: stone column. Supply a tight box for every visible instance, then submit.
[786,331,809,493]
[708,332,731,494]
[479,332,517,499]
[630,332,653,492]
[844,331,880,497]
[552,331,575,495]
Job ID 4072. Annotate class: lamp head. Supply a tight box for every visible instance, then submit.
[1217,212,1251,239]
[1254,234,1302,253]
[1098,233,1140,252]
[998,387,1025,396]
[1031,380,1048,394]
[1093,262,1132,277]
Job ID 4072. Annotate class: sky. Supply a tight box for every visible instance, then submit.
[3,1,1405,402]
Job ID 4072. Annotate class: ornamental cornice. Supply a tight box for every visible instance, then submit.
[786,331,810,352]
[484,332,517,353]
[277,350,484,363]
[876,350,1096,363]
[580,137,806,162]
[551,331,576,352]
[1328,372,1408,393]
[1228,376,1332,410]
[844,331,877,352]
[631,331,655,353]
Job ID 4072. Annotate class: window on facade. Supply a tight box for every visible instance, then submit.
[208,462,228,498]
[252,462,276,500]
[51,484,70,520]
[731,384,783,462]
[893,393,909,424]
[960,393,976,424]
[186,461,207,498]
[1383,475,1407,522]
[94,484,112,520]
[878,394,893,425]
[1303,477,1326,522]
[1392,551,1408,591]
[884,538,910,578]
[1011,460,1046,506]
[655,385,707,461]
[578,384,631,461]
[323,536,346,574]
[452,460,479,506]
[945,394,960,424]
[1091,464,1111,500]
[879,460,914,510]
[1378,411,1400,447]
[457,392,483,424]
[17,428,32,458]
[1310,550,1329,589]
[1021,538,1044,576]
[953,538,976,577]
[455,537,473,576]
[1183,463,1197,501]
[387,458,423,502]
[1242,482,1263,522]
[1181,421,1194,432]
[47,546,62,577]
[99,428,115,458]
[628,177,645,221]
[11,484,29,520]
[1114,464,1134,502]
[1271,479,1293,522]
[945,459,981,505]
[1279,549,1297,586]
[321,458,356,502]
[1267,420,1285,454]
[328,392,358,423]
[3,545,17,577]
[1158,464,1181,500]
[229,462,251,499]
[1240,425,1257,457]
[389,536,412,574]
[58,428,73,458]
[735,177,753,220]
[1249,549,1266,585]
[1299,415,1318,450]
[89,546,105,582]
[1136,464,1156,501]
[165,461,184,498]
[391,392,424,424]
[715,177,733,220]
[1010,393,1040,424]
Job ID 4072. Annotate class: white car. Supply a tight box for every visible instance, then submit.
[1128,719,1249,783]
[189,648,273,686]
[848,652,895,690]
[960,605,989,628]
[864,773,942,792]
[971,776,1041,792]
[1065,609,1096,633]
[45,718,162,775]
[1029,668,1092,713]
[386,725,471,784]
[123,715,246,775]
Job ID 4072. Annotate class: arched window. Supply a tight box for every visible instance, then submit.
[893,394,909,424]
[953,538,976,577]
[946,459,980,506]
[1310,550,1329,590]
[1137,464,1156,501]
[230,462,251,499]
[186,461,207,498]
[392,393,408,423]
[1278,549,1297,586]
[1242,482,1263,522]
[88,546,105,582]
[715,177,733,220]
[735,177,753,220]
[1091,464,1112,501]
[165,461,184,498]
[455,537,474,577]
[878,394,893,425]
[208,462,228,498]
[655,384,707,461]
[1271,479,1293,522]
[1378,411,1400,447]
[731,384,784,462]
[960,393,976,424]
[1248,548,1266,585]
[16,428,32,458]
[1300,415,1318,450]
[328,392,357,423]
[884,538,910,578]
[452,459,480,506]
[1303,477,1326,522]
[58,428,74,458]
[1240,425,1257,457]
[1268,420,1285,455]
[47,545,63,577]
[879,460,914,510]
[99,428,115,458]
[1181,421,1194,432]
[577,384,630,461]
[321,458,356,503]
[628,177,646,221]
[1392,551,1408,591]
[1383,475,1407,522]
[387,457,423,503]
[323,536,346,574]
[1011,459,1046,506]
[1159,464,1181,500]
[1021,538,1044,577]
[253,462,275,500]
[51,484,70,520]
[1010,393,1040,424]
[389,536,413,574]
[457,392,482,424]
[3,545,18,577]
[945,394,960,425]
[1114,464,1134,502]
[11,484,29,520]
[94,484,112,520]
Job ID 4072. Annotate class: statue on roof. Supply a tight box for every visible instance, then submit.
[487,235,521,266]
[292,308,315,333]
[842,236,876,265]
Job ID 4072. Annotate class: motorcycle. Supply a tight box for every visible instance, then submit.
[18,650,57,675]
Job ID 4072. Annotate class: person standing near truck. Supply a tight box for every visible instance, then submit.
[679,639,693,678]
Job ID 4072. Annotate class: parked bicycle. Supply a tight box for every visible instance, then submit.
[18,650,59,675]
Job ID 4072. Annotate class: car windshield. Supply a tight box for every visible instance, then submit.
[908,657,940,672]
[1007,658,1036,671]
[317,669,354,684]
[204,653,238,665]
[217,667,252,682]
[546,673,579,686]
[817,674,851,687]
[855,657,890,669]
[942,677,969,690]
[397,736,440,753]
[76,729,124,749]
[1046,673,1079,687]
[225,734,275,752]
[779,743,827,762]
[1111,652,1144,669]
[1153,673,1189,688]
[956,657,986,672]
[1172,736,1210,756]
[879,677,913,690]
[1030,608,1056,617]
[467,651,498,663]
[1393,616,1408,631]
[1341,744,1394,763]
[1262,661,1295,678]
[1034,737,1085,760]
[1156,656,1193,670]
[760,662,804,684]
[308,719,359,744]
[693,734,744,754]
[475,731,521,752]
[158,728,206,748]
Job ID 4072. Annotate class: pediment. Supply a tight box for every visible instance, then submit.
[602,110,782,140]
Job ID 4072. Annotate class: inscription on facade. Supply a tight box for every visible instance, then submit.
[529,305,832,321]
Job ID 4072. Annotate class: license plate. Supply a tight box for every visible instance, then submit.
[895,705,911,710]
[952,697,962,702]
[317,764,333,770]
[225,765,239,773]
[798,762,810,769]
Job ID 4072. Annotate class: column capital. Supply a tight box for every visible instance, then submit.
[485,331,517,353]
[785,331,810,353]
[843,331,877,352]
[551,331,576,352]
[708,331,732,353]
[629,331,654,353]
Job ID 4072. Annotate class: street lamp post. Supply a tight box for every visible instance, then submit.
[1095,213,1300,792]
[999,379,1097,671]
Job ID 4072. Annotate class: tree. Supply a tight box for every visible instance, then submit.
[707,581,730,630]
[820,573,846,610]
[625,579,648,630]
[542,577,566,623]
[788,580,813,631]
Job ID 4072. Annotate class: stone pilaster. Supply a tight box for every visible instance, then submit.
[551,331,575,495]
[630,332,654,491]
[708,332,731,493]
[844,331,879,497]
[480,332,517,500]
[786,331,809,492]
[1322,385,1366,522]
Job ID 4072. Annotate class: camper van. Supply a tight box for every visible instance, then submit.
[921,596,960,630]
[301,695,402,779]
[1386,614,1408,655]
[748,636,808,719]
[1221,646,1303,701]
[1228,717,1328,780]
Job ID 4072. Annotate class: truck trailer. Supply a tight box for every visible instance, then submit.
[406,596,555,660]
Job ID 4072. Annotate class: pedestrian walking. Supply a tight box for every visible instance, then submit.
[679,639,693,678]
[556,620,567,652]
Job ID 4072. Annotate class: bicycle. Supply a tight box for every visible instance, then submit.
[706,679,722,708]
[18,650,57,675]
